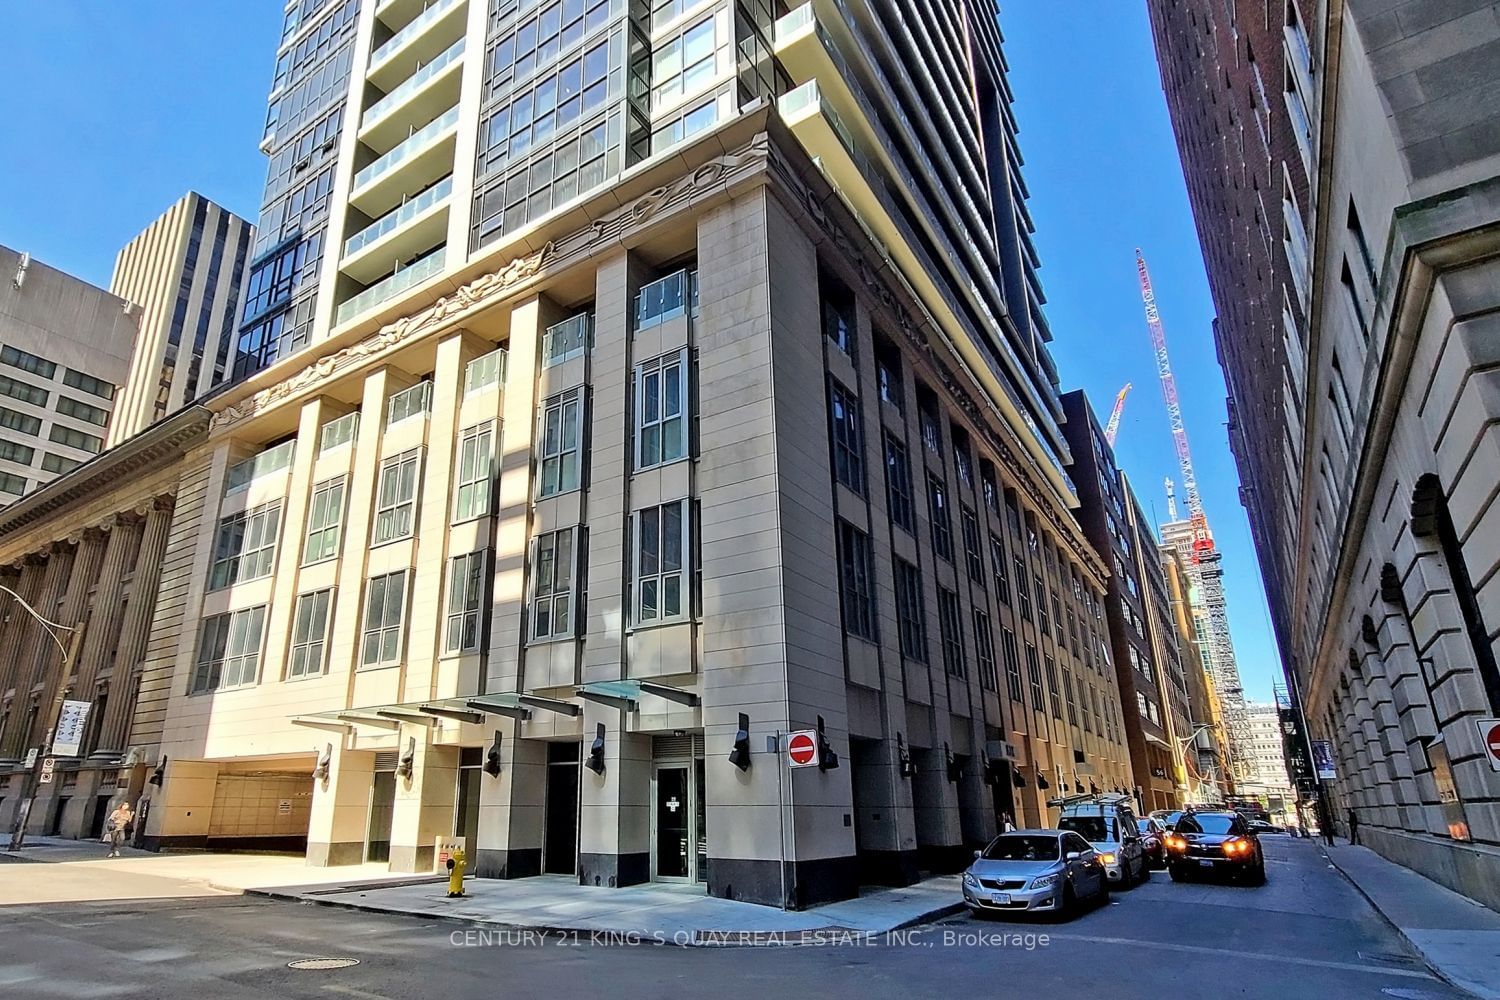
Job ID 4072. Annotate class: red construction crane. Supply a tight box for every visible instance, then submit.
[1104,383,1131,447]
[1135,248,1213,558]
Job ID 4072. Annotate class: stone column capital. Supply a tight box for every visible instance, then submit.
[134,495,174,518]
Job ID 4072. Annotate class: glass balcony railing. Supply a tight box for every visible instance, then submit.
[336,246,447,324]
[774,2,815,42]
[225,440,296,495]
[351,106,460,193]
[386,380,433,426]
[636,270,698,329]
[465,348,507,394]
[344,175,452,257]
[362,38,464,130]
[542,313,590,367]
[370,0,462,68]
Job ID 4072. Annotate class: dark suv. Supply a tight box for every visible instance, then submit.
[1164,811,1266,885]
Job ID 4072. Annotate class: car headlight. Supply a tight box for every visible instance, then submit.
[1029,872,1061,889]
[1100,852,1117,865]
[962,871,979,887]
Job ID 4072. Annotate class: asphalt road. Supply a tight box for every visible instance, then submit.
[0,836,1472,1000]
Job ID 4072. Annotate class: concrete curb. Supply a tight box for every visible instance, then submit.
[1321,846,1489,999]
[238,883,966,947]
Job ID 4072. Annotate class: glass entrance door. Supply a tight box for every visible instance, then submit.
[653,765,691,881]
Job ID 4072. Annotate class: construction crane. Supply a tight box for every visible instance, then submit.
[1103,383,1132,447]
[1165,477,1178,520]
[1136,250,1212,558]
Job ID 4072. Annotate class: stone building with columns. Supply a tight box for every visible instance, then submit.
[0,407,204,838]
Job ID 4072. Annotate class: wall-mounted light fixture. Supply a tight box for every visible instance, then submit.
[484,731,503,777]
[396,737,415,779]
[585,723,606,774]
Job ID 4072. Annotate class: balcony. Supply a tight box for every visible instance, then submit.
[368,0,467,90]
[336,246,447,325]
[342,175,453,282]
[361,38,465,150]
[348,105,460,217]
[635,270,697,330]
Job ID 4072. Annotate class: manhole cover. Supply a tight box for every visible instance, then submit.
[288,958,361,971]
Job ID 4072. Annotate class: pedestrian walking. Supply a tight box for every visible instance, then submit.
[105,801,134,858]
[1347,808,1359,846]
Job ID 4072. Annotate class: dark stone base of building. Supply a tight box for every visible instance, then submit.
[577,851,650,888]
[708,855,860,909]
[307,840,365,866]
[917,843,973,875]
[473,847,542,880]
[1362,826,1500,914]
[856,848,922,887]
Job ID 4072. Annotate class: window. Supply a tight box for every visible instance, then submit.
[0,471,25,495]
[838,521,877,640]
[532,528,577,640]
[650,15,719,111]
[990,533,1011,605]
[191,606,267,692]
[62,368,115,400]
[303,477,346,563]
[542,313,590,367]
[822,274,855,355]
[466,347,507,393]
[453,423,495,522]
[929,476,953,561]
[1002,627,1023,703]
[829,380,864,494]
[634,500,688,624]
[287,589,333,679]
[0,373,47,407]
[1035,577,1049,635]
[361,570,408,666]
[318,412,358,452]
[974,610,998,691]
[0,440,34,466]
[446,551,489,653]
[538,388,583,496]
[937,588,965,677]
[42,453,78,474]
[1026,642,1044,710]
[374,450,421,544]
[961,508,985,586]
[387,380,432,425]
[0,407,41,436]
[225,440,295,493]
[1016,557,1032,620]
[56,396,108,426]
[208,502,282,590]
[48,425,103,453]
[980,462,999,514]
[0,345,56,380]
[920,406,942,454]
[954,442,973,489]
[884,434,915,532]
[875,341,902,410]
[894,559,927,661]
[635,350,689,470]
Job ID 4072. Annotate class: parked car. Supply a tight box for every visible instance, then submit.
[1054,793,1149,887]
[1248,820,1284,835]
[1164,810,1266,885]
[962,830,1110,919]
[1151,808,1185,831]
[1137,816,1168,869]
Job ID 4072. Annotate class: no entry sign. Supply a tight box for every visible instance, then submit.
[787,730,819,768]
[1477,718,1500,772]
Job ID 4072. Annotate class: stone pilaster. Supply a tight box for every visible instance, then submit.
[0,544,73,759]
[75,515,142,757]
[33,529,110,730]
[96,498,174,757]
[0,557,46,764]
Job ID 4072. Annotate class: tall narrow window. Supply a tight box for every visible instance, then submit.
[634,500,688,624]
[1035,576,1049,635]
[821,273,855,355]
[829,380,865,494]
[635,350,689,469]
[894,559,927,661]
[929,476,953,561]
[208,502,282,590]
[981,462,999,514]
[445,551,488,653]
[1341,260,1369,341]
[990,533,1011,605]
[453,423,495,522]
[875,339,902,410]
[884,434,915,532]
[531,528,576,640]
[1016,556,1032,620]
[838,521,878,640]
[287,589,333,679]
[538,388,584,496]
[1002,627,1023,704]
[974,610,998,691]
[303,477,346,563]
[1063,668,1079,727]
[191,605,267,692]
[937,587,965,677]
[361,570,408,667]
[373,450,421,544]
[961,508,985,586]
[1025,642,1044,709]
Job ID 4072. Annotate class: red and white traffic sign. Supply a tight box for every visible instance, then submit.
[787,730,819,768]
[1477,718,1500,772]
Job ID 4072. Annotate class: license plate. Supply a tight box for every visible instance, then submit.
[990,892,1010,905]
[1197,859,1214,867]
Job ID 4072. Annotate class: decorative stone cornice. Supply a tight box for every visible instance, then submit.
[210,132,773,435]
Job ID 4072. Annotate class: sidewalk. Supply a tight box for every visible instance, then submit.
[249,872,965,944]
[1325,839,1500,1000]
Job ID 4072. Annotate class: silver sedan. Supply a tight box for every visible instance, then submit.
[962,830,1110,919]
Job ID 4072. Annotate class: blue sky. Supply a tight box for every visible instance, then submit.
[0,2,1284,700]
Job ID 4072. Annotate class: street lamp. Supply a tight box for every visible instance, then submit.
[1,585,86,852]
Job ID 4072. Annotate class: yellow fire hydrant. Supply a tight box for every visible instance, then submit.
[446,846,466,898]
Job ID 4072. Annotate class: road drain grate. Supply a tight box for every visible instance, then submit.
[288,958,361,970]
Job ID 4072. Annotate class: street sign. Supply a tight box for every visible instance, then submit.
[38,757,56,785]
[1310,739,1336,780]
[52,700,92,757]
[1476,718,1500,772]
[787,730,819,768]
[22,748,37,769]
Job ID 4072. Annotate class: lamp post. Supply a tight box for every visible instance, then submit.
[2,585,86,852]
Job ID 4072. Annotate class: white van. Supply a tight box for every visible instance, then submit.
[1051,793,1149,887]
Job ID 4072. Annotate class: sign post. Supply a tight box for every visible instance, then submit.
[1476,718,1500,772]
